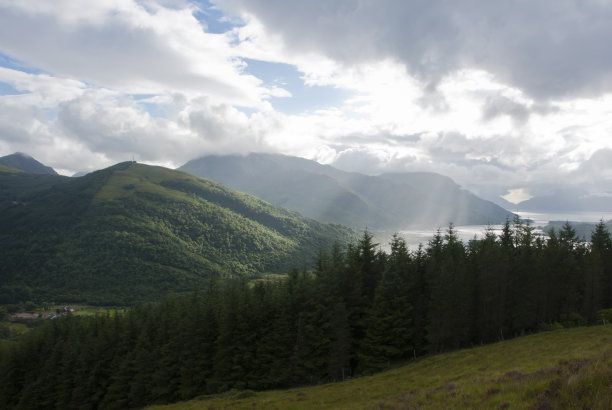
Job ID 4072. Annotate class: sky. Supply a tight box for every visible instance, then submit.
[1,0,612,205]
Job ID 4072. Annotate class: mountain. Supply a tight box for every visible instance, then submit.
[543,219,612,240]
[517,188,612,212]
[0,162,353,305]
[179,153,514,230]
[0,152,57,175]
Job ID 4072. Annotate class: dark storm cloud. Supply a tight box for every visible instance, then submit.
[219,0,612,100]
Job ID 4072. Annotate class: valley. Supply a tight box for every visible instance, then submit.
[1,153,612,409]
[2,3,612,409]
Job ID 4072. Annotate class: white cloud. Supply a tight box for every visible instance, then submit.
[1,0,612,207]
[218,0,612,100]
[0,0,283,107]
[502,188,533,204]
[0,67,86,105]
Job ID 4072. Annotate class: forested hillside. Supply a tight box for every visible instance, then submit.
[179,153,514,229]
[2,219,611,409]
[0,162,353,306]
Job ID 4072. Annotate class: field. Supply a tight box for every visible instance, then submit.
[0,305,124,345]
[148,326,612,409]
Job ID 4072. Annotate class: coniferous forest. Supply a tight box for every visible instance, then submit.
[1,218,612,409]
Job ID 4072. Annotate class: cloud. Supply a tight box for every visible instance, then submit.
[54,91,276,167]
[219,0,612,100]
[502,188,533,204]
[1,0,612,208]
[0,0,278,107]
[573,149,612,187]
[331,147,398,174]
[482,95,530,126]
[0,67,275,172]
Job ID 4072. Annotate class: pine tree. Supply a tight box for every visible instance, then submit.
[178,286,219,399]
[427,225,471,351]
[591,220,612,309]
[507,218,539,334]
[471,227,508,343]
[327,301,352,381]
[359,235,414,371]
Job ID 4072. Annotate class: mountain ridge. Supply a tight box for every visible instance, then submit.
[179,153,514,229]
[516,188,612,212]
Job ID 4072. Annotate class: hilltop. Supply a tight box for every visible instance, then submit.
[0,161,353,305]
[0,152,58,175]
[179,153,514,230]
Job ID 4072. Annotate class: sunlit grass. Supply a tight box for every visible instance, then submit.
[0,164,22,173]
[147,326,612,409]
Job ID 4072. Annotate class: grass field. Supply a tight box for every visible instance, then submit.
[148,326,612,409]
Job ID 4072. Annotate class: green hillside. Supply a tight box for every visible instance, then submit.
[148,326,612,409]
[0,162,353,305]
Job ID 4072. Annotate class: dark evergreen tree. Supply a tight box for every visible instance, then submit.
[178,286,219,398]
[211,281,256,392]
[591,220,612,309]
[584,220,612,322]
[410,244,430,355]
[359,235,414,371]
[427,225,471,351]
[327,301,352,381]
[251,282,293,388]
[507,218,539,334]
[470,227,508,343]
[537,223,584,327]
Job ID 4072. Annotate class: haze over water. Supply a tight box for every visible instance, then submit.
[398,211,612,251]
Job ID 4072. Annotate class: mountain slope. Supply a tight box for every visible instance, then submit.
[179,153,514,229]
[148,326,612,409]
[0,162,353,305]
[517,188,612,212]
[543,219,612,240]
[0,152,57,175]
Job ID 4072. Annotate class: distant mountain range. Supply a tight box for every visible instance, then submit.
[0,161,352,305]
[515,188,612,213]
[542,220,612,241]
[0,152,57,175]
[179,153,514,230]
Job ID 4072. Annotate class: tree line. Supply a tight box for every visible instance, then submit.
[1,218,612,409]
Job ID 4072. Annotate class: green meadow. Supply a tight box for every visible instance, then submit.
[148,326,612,409]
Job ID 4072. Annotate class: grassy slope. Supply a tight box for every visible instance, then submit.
[0,165,22,173]
[148,326,612,409]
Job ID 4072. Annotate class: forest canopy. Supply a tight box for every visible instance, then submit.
[1,218,611,409]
